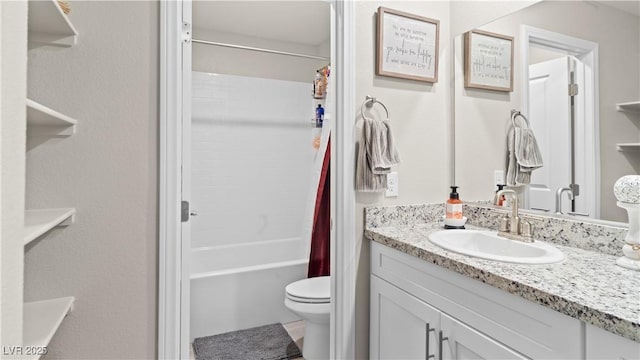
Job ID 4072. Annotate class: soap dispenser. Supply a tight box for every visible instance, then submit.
[495,184,506,206]
[444,186,466,229]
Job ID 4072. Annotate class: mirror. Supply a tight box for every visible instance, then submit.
[453,0,639,223]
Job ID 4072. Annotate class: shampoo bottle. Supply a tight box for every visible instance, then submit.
[315,104,324,128]
[314,70,324,98]
[446,186,463,220]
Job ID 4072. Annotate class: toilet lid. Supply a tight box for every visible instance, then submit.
[286,276,330,303]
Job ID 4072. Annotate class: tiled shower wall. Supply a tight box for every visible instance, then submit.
[190,72,315,251]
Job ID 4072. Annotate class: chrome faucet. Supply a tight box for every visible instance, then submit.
[555,187,574,214]
[494,189,533,242]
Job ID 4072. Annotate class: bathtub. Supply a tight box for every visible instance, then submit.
[190,237,308,340]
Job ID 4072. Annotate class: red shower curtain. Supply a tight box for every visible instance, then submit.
[308,138,330,278]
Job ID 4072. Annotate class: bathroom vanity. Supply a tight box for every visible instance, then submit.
[365,204,639,360]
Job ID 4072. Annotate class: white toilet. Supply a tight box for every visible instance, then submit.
[284,276,330,360]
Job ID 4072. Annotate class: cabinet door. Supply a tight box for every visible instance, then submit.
[440,314,529,360]
[371,276,440,360]
[586,324,640,360]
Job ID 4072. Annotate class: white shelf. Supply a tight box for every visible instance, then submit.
[23,297,74,358]
[616,143,640,152]
[28,0,78,47]
[26,99,77,136]
[616,101,640,112]
[24,208,75,246]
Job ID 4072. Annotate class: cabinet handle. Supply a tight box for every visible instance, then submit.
[438,330,449,360]
[426,323,435,359]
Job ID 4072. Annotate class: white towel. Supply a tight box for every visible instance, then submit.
[506,112,543,186]
[356,117,400,192]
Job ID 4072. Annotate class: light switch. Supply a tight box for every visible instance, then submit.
[385,172,399,197]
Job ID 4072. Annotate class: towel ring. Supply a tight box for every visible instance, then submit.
[511,110,530,129]
[361,95,390,122]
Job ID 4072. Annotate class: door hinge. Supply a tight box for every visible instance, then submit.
[568,83,579,96]
[181,201,190,222]
[182,22,192,44]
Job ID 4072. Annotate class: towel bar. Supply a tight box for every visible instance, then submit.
[361,95,390,122]
[511,109,530,128]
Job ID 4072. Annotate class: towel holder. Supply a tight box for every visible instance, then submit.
[511,109,530,129]
[361,95,390,122]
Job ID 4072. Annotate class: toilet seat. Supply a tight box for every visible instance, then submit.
[285,276,330,304]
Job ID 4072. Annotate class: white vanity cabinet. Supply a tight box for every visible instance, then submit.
[440,313,528,360]
[371,276,439,359]
[370,242,585,360]
[371,275,527,360]
[586,324,640,360]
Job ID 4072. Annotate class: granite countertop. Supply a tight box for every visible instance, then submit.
[365,222,640,343]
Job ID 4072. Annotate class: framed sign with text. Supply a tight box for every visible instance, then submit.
[376,7,440,83]
[464,29,514,92]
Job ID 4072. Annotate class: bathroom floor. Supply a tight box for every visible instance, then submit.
[283,320,305,359]
[190,320,305,360]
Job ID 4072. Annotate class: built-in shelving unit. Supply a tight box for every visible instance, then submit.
[26,99,77,136]
[616,101,640,113]
[21,1,79,355]
[24,208,75,246]
[23,297,75,359]
[616,143,640,152]
[28,0,77,47]
[615,101,639,153]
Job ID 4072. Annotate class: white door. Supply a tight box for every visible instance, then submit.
[370,276,441,360]
[180,0,193,358]
[527,56,572,213]
[440,314,528,360]
[571,57,594,217]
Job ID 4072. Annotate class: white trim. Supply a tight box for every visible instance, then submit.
[179,1,193,358]
[159,1,184,358]
[331,1,356,358]
[520,25,600,219]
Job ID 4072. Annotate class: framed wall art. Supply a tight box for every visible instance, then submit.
[376,7,440,83]
[464,29,514,92]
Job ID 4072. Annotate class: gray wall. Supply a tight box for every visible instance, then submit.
[24,2,158,358]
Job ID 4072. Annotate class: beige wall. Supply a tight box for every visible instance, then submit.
[24,2,158,358]
[355,1,451,358]
[450,0,540,36]
[454,1,639,222]
[1,0,27,349]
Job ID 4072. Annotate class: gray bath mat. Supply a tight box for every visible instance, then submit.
[193,323,302,360]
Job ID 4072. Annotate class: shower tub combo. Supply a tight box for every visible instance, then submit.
[189,72,318,340]
[190,238,308,340]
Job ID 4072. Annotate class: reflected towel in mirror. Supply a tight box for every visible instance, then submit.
[506,112,543,186]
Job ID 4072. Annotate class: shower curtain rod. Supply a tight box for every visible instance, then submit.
[192,39,330,61]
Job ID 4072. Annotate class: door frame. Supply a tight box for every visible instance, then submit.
[158,1,357,359]
[520,25,600,218]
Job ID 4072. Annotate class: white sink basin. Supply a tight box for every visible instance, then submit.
[428,230,565,264]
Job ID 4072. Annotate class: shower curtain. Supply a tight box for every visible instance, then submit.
[308,138,330,277]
